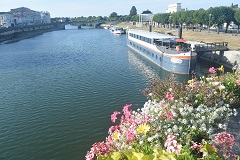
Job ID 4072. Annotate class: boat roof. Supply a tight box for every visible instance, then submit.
[128,29,179,39]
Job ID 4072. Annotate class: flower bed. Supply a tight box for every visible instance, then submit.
[86,66,240,160]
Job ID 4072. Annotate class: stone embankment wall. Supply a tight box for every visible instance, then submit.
[200,50,240,68]
[0,23,65,43]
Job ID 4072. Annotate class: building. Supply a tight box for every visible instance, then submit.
[166,3,182,13]
[230,3,238,9]
[0,12,15,28]
[40,11,51,24]
[10,7,42,25]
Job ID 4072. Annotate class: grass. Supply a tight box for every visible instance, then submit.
[116,22,240,51]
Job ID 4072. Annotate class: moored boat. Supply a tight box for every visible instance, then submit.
[127,29,197,74]
[111,27,126,34]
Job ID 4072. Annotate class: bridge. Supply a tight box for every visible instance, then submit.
[66,20,106,28]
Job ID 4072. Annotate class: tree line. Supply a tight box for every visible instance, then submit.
[52,5,240,34]
[153,7,240,33]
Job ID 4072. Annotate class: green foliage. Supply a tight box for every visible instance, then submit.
[142,10,153,14]
[99,143,223,160]
[129,6,137,17]
[153,6,236,32]
[234,10,240,26]
[153,13,170,24]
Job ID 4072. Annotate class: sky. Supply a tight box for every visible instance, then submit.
[0,0,239,18]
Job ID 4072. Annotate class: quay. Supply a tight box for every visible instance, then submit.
[0,23,65,43]
[191,41,240,68]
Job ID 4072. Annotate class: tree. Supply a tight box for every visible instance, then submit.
[234,10,240,34]
[110,12,118,17]
[109,12,118,21]
[142,10,152,14]
[153,13,170,27]
[208,7,234,34]
[129,6,137,17]
[193,10,208,31]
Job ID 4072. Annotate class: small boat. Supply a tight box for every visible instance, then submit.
[103,26,110,29]
[127,29,197,74]
[111,27,126,34]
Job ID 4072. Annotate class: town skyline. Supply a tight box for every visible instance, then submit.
[0,0,239,17]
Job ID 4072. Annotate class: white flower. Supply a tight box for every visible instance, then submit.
[148,93,153,96]
[173,125,178,132]
[182,119,187,124]
[218,123,223,128]
[148,137,153,142]
[218,84,226,90]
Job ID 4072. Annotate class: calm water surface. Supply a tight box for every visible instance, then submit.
[0,28,215,160]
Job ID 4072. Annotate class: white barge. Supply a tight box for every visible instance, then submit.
[127,29,197,74]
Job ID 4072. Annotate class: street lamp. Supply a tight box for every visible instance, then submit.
[208,14,211,33]
[169,15,172,29]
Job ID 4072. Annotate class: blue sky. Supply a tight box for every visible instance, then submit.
[0,0,239,17]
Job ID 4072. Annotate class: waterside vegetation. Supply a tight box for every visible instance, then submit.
[86,66,240,160]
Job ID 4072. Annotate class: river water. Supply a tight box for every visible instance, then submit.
[0,28,237,160]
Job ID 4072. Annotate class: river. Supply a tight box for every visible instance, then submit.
[0,27,238,160]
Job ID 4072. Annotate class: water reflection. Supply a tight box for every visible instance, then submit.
[127,49,191,83]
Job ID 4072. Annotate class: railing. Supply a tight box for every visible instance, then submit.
[195,42,228,52]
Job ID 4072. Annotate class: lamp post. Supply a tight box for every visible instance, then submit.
[208,14,211,33]
[169,15,172,30]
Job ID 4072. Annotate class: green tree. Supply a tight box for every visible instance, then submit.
[153,13,170,27]
[109,12,118,21]
[208,7,234,34]
[142,10,152,14]
[193,10,208,31]
[129,6,137,17]
[234,9,240,34]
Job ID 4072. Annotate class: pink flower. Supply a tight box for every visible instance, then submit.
[85,151,94,160]
[123,104,134,122]
[191,142,203,151]
[111,111,121,123]
[165,92,174,101]
[236,81,240,86]
[164,135,182,154]
[213,132,236,158]
[126,126,135,141]
[108,125,119,134]
[167,111,173,120]
[208,67,217,74]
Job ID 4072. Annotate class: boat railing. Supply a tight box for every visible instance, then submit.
[156,45,191,54]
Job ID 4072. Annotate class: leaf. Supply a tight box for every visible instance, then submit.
[111,152,122,160]
[132,152,144,160]
[142,154,155,160]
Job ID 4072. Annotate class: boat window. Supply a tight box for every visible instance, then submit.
[152,53,154,57]
[159,57,162,61]
[156,55,158,59]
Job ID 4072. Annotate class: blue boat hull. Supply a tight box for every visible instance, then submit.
[127,40,197,74]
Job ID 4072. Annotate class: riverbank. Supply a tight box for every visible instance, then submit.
[0,23,65,44]
[116,22,240,51]
[0,28,61,44]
